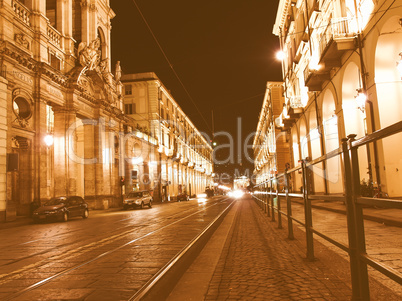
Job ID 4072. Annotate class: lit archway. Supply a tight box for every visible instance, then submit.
[322,90,342,193]
[374,16,402,197]
[307,107,325,194]
[341,62,369,185]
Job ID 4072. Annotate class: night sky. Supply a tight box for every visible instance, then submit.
[110,0,282,179]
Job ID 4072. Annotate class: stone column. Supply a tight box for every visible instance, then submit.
[31,0,50,62]
[38,101,50,201]
[0,77,8,222]
[53,107,77,196]
[80,0,90,44]
[83,121,96,199]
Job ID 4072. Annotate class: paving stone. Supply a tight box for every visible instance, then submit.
[204,197,353,300]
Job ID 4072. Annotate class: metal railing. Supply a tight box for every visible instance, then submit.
[253,120,402,300]
[319,17,356,58]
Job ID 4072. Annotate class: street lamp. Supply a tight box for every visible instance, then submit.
[354,89,366,113]
[396,52,402,79]
[276,50,285,61]
[44,134,53,147]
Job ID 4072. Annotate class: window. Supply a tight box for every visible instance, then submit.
[50,54,61,70]
[125,85,132,95]
[124,103,136,114]
[13,97,32,119]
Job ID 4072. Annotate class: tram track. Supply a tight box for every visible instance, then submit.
[0,199,225,270]
[1,196,234,300]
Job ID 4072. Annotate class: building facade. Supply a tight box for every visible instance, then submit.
[253,82,291,186]
[121,72,214,200]
[273,0,402,196]
[0,0,158,221]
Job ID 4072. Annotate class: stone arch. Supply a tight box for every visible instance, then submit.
[322,90,342,193]
[97,27,107,64]
[291,125,302,193]
[341,61,369,187]
[342,62,366,139]
[374,15,402,196]
[299,116,308,160]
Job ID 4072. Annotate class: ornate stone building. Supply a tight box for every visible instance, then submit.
[121,73,214,200]
[0,0,152,221]
[273,0,402,196]
[253,82,291,186]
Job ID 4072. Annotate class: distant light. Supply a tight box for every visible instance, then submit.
[213,142,217,146]
[44,134,53,147]
[132,157,143,165]
[197,193,207,199]
[148,161,157,166]
[276,51,285,61]
[233,190,244,199]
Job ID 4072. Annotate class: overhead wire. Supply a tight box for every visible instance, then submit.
[131,0,213,134]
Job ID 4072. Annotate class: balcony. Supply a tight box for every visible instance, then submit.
[47,25,62,48]
[304,67,330,91]
[12,0,31,26]
[319,17,356,66]
[289,96,303,109]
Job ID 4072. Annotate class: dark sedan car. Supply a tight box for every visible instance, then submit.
[177,192,190,202]
[32,196,89,223]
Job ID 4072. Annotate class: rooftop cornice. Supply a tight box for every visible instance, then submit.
[273,0,291,36]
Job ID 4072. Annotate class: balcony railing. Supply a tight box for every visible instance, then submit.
[319,17,356,57]
[289,96,303,109]
[47,25,61,47]
[12,0,31,26]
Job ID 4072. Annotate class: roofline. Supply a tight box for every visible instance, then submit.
[273,0,291,36]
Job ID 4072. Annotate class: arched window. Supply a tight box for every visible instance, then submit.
[97,27,107,62]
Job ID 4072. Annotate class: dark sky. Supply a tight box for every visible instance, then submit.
[110,0,282,177]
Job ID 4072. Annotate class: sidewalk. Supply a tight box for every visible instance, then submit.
[168,196,399,300]
[294,198,402,228]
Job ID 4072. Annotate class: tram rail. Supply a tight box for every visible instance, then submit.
[0,196,234,301]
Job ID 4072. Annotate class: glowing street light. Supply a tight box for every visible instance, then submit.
[44,134,53,147]
[131,157,143,165]
[276,50,285,61]
[355,89,366,113]
[396,52,402,79]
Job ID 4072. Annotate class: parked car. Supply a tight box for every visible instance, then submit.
[177,192,190,202]
[32,196,89,223]
[123,191,152,210]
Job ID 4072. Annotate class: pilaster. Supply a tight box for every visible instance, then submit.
[53,106,77,196]
[0,77,8,222]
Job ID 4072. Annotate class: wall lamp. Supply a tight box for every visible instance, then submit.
[396,52,402,80]
[355,89,366,113]
[44,134,54,147]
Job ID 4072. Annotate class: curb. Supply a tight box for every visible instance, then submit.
[308,203,402,228]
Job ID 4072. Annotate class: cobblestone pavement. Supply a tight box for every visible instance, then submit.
[278,199,402,297]
[204,197,353,301]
